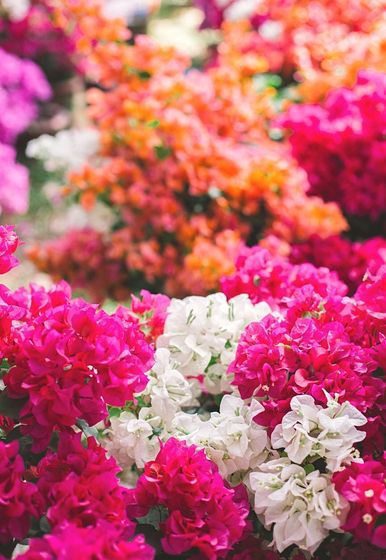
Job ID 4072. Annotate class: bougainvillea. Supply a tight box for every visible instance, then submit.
[27,0,347,299]
[15,522,155,560]
[194,1,386,100]
[288,235,386,294]
[280,71,386,221]
[2,284,153,451]
[333,455,386,548]
[127,438,250,559]
[0,441,41,544]
[0,0,385,557]
[0,45,50,215]
[0,225,385,558]
[0,225,19,273]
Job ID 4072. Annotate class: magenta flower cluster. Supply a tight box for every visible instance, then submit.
[279,71,386,220]
[0,225,384,559]
[2,282,153,451]
[289,235,386,294]
[127,438,250,560]
[0,226,157,556]
[0,47,50,215]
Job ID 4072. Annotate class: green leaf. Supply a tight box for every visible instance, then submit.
[147,119,160,129]
[154,145,172,161]
[137,70,151,80]
[0,358,9,379]
[0,392,26,419]
[138,506,168,530]
[39,516,51,534]
[108,407,122,418]
[76,419,98,438]
[304,463,315,475]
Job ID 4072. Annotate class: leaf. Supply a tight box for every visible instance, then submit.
[0,358,9,379]
[138,506,168,530]
[39,516,51,534]
[147,119,160,128]
[304,463,315,475]
[154,145,172,161]
[0,392,26,419]
[108,406,122,418]
[76,419,98,438]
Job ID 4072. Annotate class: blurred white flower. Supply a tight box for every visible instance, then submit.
[225,0,260,21]
[1,0,30,21]
[102,0,159,24]
[157,292,271,394]
[271,393,366,471]
[26,128,100,173]
[50,202,116,235]
[249,458,348,553]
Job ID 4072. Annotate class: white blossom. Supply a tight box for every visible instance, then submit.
[1,0,30,21]
[249,458,348,553]
[139,348,199,428]
[157,293,271,394]
[172,395,268,479]
[271,394,367,471]
[26,128,100,173]
[104,410,160,470]
[225,0,260,21]
[102,0,158,24]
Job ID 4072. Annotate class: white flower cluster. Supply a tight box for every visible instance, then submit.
[172,395,269,480]
[139,348,199,428]
[247,393,367,553]
[104,348,199,473]
[26,128,100,174]
[249,458,348,554]
[157,293,271,394]
[271,393,367,471]
[102,0,159,24]
[1,0,30,21]
[103,296,368,556]
[104,410,161,472]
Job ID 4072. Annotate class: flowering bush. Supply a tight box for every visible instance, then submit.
[1,1,384,555]
[0,224,385,558]
[194,0,386,100]
[288,235,386,294]
[279,71,386,222]
[28,0,348,298]
[0,0,74,62]
[0,46,50,215]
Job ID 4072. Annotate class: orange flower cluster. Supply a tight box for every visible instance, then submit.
[207,1,386,101]
[31,0,347,298]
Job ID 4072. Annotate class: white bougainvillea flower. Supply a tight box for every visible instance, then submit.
[26,128,100,173]
[139,348,199,427]
[249,458,348,553]
[172,395,268,479]
[1,0,30,20]
[104,411,161,470]
[271,393,367,471]
[157,292,271,394]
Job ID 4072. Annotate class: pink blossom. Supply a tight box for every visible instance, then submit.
[280,71,386,219]
[3,291,154,450]
[16,522,154,560]
[333,455,386,548]
[0,224,19,274]
[127,438,250,559]
[0,441,41,545]
[36,433,132,531]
